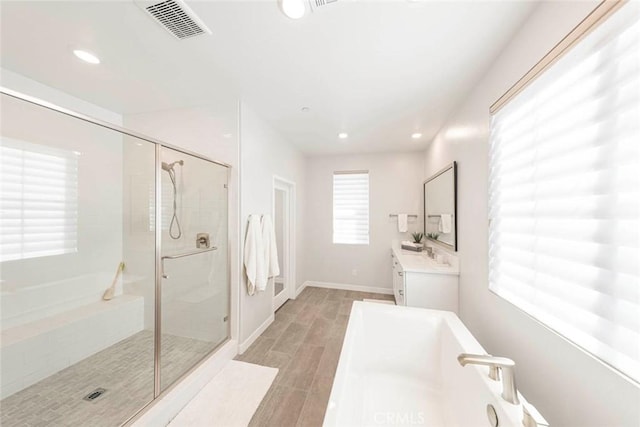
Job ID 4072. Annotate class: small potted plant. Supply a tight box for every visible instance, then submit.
[427,232,440,241]
[411,232,424,245]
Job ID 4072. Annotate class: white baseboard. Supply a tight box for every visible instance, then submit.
[294,282,308,299]
[239,314,274,354]
[303,281,393,295]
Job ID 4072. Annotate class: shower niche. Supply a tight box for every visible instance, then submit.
[0,90,230,426]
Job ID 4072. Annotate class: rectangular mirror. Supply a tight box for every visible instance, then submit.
[423,161,457,251]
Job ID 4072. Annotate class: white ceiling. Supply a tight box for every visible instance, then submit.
[0,0,537,154]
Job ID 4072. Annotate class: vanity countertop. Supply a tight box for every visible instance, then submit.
[391,242,459,275]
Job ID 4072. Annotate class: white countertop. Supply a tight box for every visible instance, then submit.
[392,242,459,275]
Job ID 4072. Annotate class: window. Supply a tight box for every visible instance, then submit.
[0,138,79,262]
[488,2,639,382]
[333,171,369,245]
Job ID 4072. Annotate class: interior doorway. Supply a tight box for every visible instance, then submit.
[272,176,295,311]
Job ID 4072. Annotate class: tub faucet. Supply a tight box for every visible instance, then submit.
[457,353,520,405]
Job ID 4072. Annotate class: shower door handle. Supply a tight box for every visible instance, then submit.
[161,247,218,279]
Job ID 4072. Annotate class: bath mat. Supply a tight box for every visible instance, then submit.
[363,299,395,305]
[168,360,277,427]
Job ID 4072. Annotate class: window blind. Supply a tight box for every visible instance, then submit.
[148,179,172,232]
[0,138,79,262]
[489,1,639,383]
[333,171,369,245]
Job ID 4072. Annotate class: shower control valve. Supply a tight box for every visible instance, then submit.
[197,233,211,249]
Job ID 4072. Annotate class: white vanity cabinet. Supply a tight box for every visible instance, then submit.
[391,252,405,305]
[391,244,459,313]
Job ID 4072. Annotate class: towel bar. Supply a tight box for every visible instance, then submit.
[161,247,217,278]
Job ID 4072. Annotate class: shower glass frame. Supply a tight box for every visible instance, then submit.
[0,86,232,424]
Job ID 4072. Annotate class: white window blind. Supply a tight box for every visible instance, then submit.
[0,138,79,262]
[489,2,640,383]
[148,179,172,232]
[333,171,369,245]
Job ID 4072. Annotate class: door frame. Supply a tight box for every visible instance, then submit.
[272,175,296,311]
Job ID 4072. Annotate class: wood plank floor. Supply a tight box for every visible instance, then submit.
[236,287,394,427]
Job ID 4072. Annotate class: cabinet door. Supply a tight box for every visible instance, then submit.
[404,273,458,313]
[394,269,405,305]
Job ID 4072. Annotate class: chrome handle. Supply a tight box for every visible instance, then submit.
[161,247,217,279]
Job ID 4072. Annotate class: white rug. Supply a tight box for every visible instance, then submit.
[168,360,277,427]
[363,299,395,305]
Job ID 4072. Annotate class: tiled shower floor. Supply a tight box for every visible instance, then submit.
[0,331,213,427]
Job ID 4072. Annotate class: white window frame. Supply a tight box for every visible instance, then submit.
[332,171,370,245]
[0,138,79,262]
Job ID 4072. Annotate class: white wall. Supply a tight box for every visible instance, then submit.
[239,103,306,347]
[1,68,122,125]
[423,2,640,426]
[304,152,424,291]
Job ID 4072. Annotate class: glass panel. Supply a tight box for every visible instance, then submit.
[0,93,156,425]
[159,146,228,391]
[274,188,285,298]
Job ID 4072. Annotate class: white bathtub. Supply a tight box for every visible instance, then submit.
[324,302,545,427]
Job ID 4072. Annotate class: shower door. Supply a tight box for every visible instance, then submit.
[158,146,229,391]
[1,88,232,425]
[0,91,157,427]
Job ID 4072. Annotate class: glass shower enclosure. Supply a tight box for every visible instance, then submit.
[0,88,230,426]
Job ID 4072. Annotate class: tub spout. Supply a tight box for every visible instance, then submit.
[457,353,519,405]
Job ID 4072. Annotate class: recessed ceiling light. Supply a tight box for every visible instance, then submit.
[73,49,100,64]
[338,132,349,139]
[280,0,305,19]
[411,133,423,139]
[301,107,310,113]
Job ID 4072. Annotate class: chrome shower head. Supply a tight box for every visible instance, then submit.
[162,160,184,172]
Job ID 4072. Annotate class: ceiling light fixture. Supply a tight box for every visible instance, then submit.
[73,49,100,64]
[338,132,348,139]
[411,133,422,139]
[280,0,305,19]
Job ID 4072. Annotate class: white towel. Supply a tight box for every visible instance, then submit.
[439,214,452,234]
[244,214,265,296]
[261,214,280,288]
[401,240,419,248]
[397,214,408,233]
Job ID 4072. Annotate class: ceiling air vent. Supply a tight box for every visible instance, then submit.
[136,0,211,40]
[308,0,338,12]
